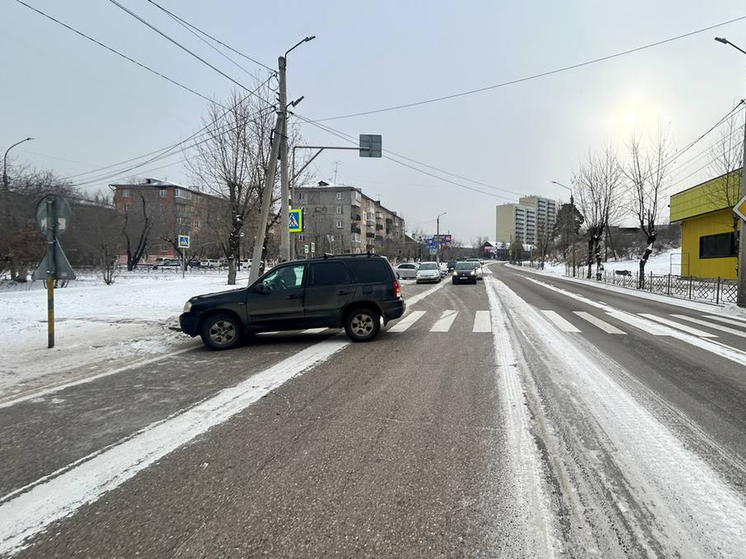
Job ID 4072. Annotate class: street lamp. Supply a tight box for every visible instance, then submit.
[280,36,316,263]
[3,136,34,192]
[552,180,576,277]
[435,212,446,262]
[715,36,746,307]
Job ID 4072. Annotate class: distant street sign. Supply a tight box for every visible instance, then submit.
[289,208,303,232]
[35,195,72,235]
[304,244,309,254]
[359,134,382,158]
[178,234,190,249]
[311,242,316,253]
[429,248,437,255]
[734,193,746,222]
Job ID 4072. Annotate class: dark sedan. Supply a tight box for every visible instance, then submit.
[451,261,478,284]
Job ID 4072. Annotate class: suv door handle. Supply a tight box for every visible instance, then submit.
[336,289,352,295]
[287,293,301,300]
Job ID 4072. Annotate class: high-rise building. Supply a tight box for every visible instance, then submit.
[495,195,557,246]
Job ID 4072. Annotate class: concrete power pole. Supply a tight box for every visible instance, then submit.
[249,110,285,284]
[737,103,746,307]
[279,55,290,263]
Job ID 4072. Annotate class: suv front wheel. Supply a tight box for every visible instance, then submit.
[200,313,242,350]
[344,307,381,342]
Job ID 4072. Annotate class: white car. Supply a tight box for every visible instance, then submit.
[439,262,449,277]
[395,262,419,279]
[416,262,441,284]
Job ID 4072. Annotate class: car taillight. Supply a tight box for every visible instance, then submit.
[394,280,401,298]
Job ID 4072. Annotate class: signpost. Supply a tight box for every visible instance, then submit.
[32,195,75,348]
[734,193,746,222]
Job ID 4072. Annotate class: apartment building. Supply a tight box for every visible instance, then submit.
[111,178,222,264]
[291,182,406,257]
[494,195,557,245]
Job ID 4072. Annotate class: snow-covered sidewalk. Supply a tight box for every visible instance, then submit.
[0,272,249,398]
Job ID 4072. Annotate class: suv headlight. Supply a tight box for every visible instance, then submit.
[453,271,457,276]
[183,300,192,313]
[470,270,475,276]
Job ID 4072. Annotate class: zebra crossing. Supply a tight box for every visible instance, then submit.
[258,309,746,344]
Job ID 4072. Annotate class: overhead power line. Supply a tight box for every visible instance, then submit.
[107,0,273,109]
[316,14,746,122]
[144,0,275,73]
[11,0,224,108]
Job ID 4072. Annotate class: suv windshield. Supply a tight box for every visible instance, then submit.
[419,262,438,270]
[455,262,476,270]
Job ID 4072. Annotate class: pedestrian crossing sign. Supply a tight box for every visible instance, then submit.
[289,208,303,233]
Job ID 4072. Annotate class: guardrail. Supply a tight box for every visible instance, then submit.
[566,265,737,305]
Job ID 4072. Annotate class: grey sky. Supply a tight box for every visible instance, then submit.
[2,0,746,243]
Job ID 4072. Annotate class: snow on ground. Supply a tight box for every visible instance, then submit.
[542,248,682,277]
[0,271,250,398]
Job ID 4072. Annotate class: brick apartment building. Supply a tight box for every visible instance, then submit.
[291,182,406,258]
[111,178,221,265]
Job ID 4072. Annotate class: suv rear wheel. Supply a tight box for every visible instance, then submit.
[200,313,242,350]
[344,307,381,342]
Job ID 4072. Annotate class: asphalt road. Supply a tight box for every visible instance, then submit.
[2,264,746,558]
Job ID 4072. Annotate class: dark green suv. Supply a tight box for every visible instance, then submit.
[180,254,406,350]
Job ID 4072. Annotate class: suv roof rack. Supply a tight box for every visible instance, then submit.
[309,253,380,260]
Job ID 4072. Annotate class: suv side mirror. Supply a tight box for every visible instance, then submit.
[253,283,267,294]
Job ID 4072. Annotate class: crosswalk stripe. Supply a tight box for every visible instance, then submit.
[573,311,626,334]
[639,314,718,338]
[388,310,426,333]
[301,328,328,334]
[606,312,667,336]
[671,315,746,338]
[430,310,458,332]
[703,315,746,328]
[541,310,581,333]
[473,310,492,332]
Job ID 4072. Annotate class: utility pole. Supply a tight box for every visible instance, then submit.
[715,37,746,307]
[279,55,290,263]
[736,94,746,307]
[436,212,446,263]
[249,111,284,284]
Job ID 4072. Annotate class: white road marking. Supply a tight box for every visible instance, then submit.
[639,314,718,338]
[472,310,492,332]
[704,315,746,328]
[301,328,328,334]
[541,310,581,333]
[0,346,198,410]
[573,311,626,334]
[387,310,426,333]
[606,311,668,336]
[430,310,458,332]
[0,337,350,556]
[671,315,746,338]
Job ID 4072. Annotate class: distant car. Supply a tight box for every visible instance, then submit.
[416,262,441,284]
[238,259,252,270]
[439,262,449,278]
[180,254,405,350]
[395,262,419,279]
[153,259,180,269]
[200,259,221,269]
[446,261,456,271]
[452,261,478,284]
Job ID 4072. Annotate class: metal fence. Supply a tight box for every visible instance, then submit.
[566,265,738,305]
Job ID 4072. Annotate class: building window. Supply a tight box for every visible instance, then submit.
[298,192,304,201]
[298,234,305,242]
[159,189,167,198]
[174,188,192,200]
[122,189,130,198]
[336,206,343,214]
[336,191,343,200]
[159,244,168,252]
[336,220,343,229]
[699,232,737,259]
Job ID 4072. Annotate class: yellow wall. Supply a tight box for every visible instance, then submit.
[680,209,740,279]
[670,170,741,222]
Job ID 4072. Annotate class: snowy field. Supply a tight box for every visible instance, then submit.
[0,271,250,398]
[541,248,683,276]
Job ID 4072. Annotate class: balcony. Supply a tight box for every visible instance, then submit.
[366,232,375,239]
[375,212,383,221]
[352,214,361,221]
[351,224,361,234]
[375,224,384,231]
[366,219,376,227]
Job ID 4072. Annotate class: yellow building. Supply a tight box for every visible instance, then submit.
[669,170,742,279]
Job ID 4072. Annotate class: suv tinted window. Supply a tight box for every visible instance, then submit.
[310,262,350,286]
[347,259,390,283]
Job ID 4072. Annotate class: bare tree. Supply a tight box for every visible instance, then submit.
[707,107,743,277]
[574,147,624,279]
[624,131,672,288]
[186,85,284,285]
